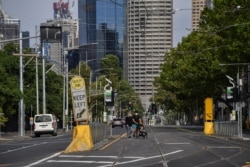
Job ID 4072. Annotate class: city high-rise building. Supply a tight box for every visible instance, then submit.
[125,0,173,110]
[39,0,79,75]
[192,0,213,31]
[22,31,30,49]
[41,18,79,74]
[78,0,125,75]
[0,4,20,50]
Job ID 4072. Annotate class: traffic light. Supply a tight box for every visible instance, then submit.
[104,90,114,106]
[226,87,239,102]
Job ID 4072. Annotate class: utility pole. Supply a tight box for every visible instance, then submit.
[1,34,40,137]
[19,32,25,137]
[42,45,46,114]
[35,25,39,115]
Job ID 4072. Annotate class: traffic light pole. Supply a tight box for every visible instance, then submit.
[226,74,242,138]
[221,63,250,138]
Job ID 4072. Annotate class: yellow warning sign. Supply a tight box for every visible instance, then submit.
[70,76,89,122]
[70,76,84,90]
[205,98,213,121]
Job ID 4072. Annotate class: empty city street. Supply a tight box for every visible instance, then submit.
[2,126,249,167]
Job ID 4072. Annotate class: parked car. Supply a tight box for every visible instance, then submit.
[121,118,126,125]
[34,114,58,137]
[112,118,123,128]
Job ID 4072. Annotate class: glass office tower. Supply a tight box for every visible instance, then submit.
[78,0,125,75]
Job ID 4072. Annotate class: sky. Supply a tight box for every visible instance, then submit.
[1,0,192,47]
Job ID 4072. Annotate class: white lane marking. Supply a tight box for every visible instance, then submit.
[0,142,47,155]
[59,155,144,159]
[206,146,240,149]
[164,142,190,145]
[47,160,113,164]
[59,155,117,158]
[99,150,183,167]
[23,152,61,167]
[46,150,183,167]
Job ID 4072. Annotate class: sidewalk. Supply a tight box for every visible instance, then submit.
[0,131,35,141]
[153,124,250,140]
[0,129,65,141]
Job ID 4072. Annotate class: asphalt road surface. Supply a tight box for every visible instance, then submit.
[1,126,250,167]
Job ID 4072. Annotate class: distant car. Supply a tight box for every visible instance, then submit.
[112,118,123,128]
[34,114,58,137]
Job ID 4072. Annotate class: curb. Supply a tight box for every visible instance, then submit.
[0,137,12,141]
[97,133,127,150]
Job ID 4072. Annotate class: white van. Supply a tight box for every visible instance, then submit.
[34,114,58,137]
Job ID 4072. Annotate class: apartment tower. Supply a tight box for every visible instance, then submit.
[192,0,213,31]
[125,0,173,110]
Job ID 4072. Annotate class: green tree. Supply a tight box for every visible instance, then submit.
[45,71,64,117]
[0,43,65,128]
[0,43,21,120]
[101,54,122,81]
[155,0,250,119]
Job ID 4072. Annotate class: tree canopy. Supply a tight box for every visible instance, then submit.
[0,43,64,128]
[156,0,250,115]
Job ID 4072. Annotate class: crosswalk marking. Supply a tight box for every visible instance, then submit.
[46,150,183,166]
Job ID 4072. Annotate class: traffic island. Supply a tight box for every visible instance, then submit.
[64,125,93,153]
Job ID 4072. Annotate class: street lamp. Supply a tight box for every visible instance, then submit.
[78,57,107,76]
[11,34,40,136]
[19,32,24,137]
[9,34,40,137]
[89,68,114,101]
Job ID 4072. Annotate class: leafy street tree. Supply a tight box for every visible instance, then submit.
[100,54,140,114]
[0,43,64,130]
[68,54,140,121]
[0,43,21,124]
[156,0,250,122]
[100,54,122,81]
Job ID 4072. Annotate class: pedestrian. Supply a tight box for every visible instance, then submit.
[125,111,133,138]
[132,112,142,138]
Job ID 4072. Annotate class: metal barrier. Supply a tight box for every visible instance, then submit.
[214,121,238,138]
[90,122,107,144]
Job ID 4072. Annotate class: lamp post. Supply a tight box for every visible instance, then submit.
[1,32,41,137]
[89,68,114,120]
[78,57,106,76]
[19,32,25,137]
[11,46,39,137]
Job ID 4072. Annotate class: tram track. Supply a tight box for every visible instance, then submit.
[107,125,170,167]
[96,126,249,167]
[148,126,168,167]
[170,126,250,167]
